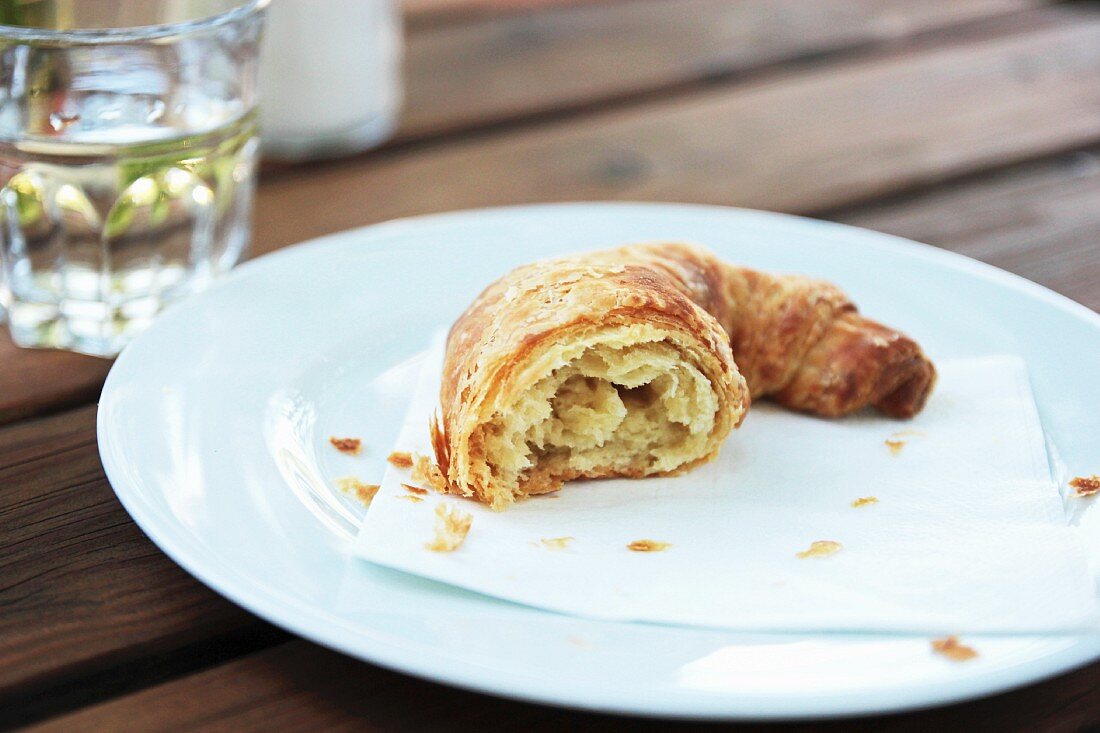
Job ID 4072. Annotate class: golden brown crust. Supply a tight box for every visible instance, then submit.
[596,243,936,418]
[435,250,748,507]
[329,437,362,456]
[424,503,472,552]
[411,453,448,492]
[387,451,413,469]
[931,636,979,661]
[627,539,671,552]
[439,257,742,431]
[335,476,379,506]
[1070,475,1100,497]
[434,242,935,507]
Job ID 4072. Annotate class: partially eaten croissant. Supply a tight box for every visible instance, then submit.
[431,243,935,510]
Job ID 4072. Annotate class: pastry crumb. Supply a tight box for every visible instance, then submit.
[395,494,424,504]
[885,430,923,456]
[412,453,449,493]
[425,503,472,552]
[537,537,574,551]
[566,635,590,648]
[1070,475,1100,497]
[329,437,362,456]
[796,540,842,559]
[931,636,978,662]
[387,451,413,468]
[851,496,879,508]
[627,539,670,552]
[402,483,428,495]
[335,476,378,506]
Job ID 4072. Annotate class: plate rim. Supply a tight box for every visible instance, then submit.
[98,201,1100,720]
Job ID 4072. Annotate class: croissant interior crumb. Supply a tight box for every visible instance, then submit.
[412,454,448,492]
[425,503,473,552]
[478,326,719,507]
[796,540,842,559]
[335,476,378,506]
[538,537,574,550]
[627,539,671,552]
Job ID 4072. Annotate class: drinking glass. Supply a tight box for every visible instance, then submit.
[0,0,267,356]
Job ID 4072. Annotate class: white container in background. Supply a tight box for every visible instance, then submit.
[259,0,402,160]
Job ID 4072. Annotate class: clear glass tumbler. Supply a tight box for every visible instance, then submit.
[0,0,267,356]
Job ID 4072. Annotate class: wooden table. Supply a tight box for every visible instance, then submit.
[4,1,1100,729]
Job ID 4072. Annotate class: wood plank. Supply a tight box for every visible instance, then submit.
[5,144,1099,723]
[26,639,1100,732]
[0,0,1041,427]
[0,406,270,715]
[403,0,612,26]
[402,0,1042,140]
[0,335,111,426]
[834,150,1100,312]
[253,7,1100,257]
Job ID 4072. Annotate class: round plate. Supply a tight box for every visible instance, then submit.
[99,203,1100,720]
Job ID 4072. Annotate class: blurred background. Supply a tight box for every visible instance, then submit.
[256,0,1099,310]
[5,0,1099,400]
[3,0,1098,361]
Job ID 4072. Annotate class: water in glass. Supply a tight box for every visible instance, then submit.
[0,1,264,356]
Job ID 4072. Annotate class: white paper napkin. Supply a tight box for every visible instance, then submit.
[353,343,1099,633]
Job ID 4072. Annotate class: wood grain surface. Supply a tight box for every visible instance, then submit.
[402,0,1040,140]
[24,639,1100,733]
[0,345,110,426]
[838,150,1100,312]
[254,7,1100,252]
[0,408,273,722]
[4,0,1100,729]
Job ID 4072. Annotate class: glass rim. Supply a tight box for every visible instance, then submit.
[0,0,269,44]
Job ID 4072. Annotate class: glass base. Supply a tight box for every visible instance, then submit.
[4,268,215,357]
[8,303,154,357]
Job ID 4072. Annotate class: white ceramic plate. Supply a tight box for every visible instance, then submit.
[99,203,1100,720]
